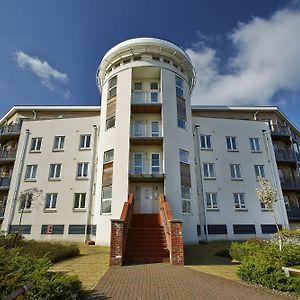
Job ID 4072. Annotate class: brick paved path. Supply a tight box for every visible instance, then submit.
[87,263,296,300]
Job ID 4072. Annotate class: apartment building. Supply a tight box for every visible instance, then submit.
[0,38,299,250]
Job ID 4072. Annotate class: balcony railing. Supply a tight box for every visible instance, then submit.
[0,176,11,189]
[274,149,298,163]
[131,123,162,138]
[0,123,21,136]
[280,176,300,190]
[0,149,17,161]
[129,159,163,176]
[131,92,161,104]
[270,124,290,136]
[286,206,300,221]
[0,207,5,219]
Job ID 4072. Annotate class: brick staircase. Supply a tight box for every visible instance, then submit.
[124,213,170,264]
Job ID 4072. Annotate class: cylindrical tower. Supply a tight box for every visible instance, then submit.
[94,38,198,245]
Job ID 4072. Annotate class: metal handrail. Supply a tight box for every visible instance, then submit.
[4,283,33,300]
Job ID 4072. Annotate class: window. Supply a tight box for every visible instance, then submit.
[234,193,246,210]
[181,186,191,214]
[45,193,57,210]
[200,135,212,149]
[230,164,242,180]
[150,82,158,90]
[226,136,237,151]
[250,137,261,152]
[106,117,115,130]
[206,193,218,210]
[175,75,184,97]
[283,196,291,211]
[134,82,142,91]
[203,163,215,179]
[80,134,91,149]
[260,201,268,210]
[102,186,112,214]
[30,137,42,152]
[74,193,86,209]
[151,121,160,137]
[108,76,117,98]
[19,193,32,210]
[104,149,114,163]
[150,82,159,103]
[179,149,189,164]
[49,164,61,179]
[25,165,37,180]
[53,136,65,151]
[177,117,186,129]
[151,153,160,174]
[133,121,144,137]
[77,163,89,178]
[254,165,265,178]
[133,153,143,174]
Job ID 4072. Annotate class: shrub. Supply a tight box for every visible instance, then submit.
[0,247,81,300]
[230,239,266,262]
[281,244,300,267]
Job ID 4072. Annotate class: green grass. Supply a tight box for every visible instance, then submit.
[293,265,300,270]
[184,241,239,281]
[50,244,110,290]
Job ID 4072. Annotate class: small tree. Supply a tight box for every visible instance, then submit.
[13,187,43,246]
[256,177,282,251]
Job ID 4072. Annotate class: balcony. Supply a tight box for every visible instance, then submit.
[286,206,300,221]
[0,124,21,140]
[0,176,11,190]
[131,92,161,113]
[274,149,299,164]
[130,123,163,145]
[0,149,17,164]
[0,207,5,220]
[280,176,300,191]
[129,158,164,182]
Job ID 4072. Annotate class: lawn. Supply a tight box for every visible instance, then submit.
[50,244,110,290]
[184,241,239,281]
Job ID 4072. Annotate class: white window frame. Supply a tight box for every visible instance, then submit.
[77,162,89,178]
[19,193,32,211]
[79,134,91,149]
[226,136,237,151]
[45,193,57,210]
[132,153,144,174]
[25,165,37,180]
[150,153,160,174]
[102,185,112,214]
[200,135,212,150]
[177,117,186,129]
[181,186,191,214]
[49,163,61,180]
[179,149,189,164]
[133,121,145,137]
[104,149,114,164]
[108,75,117,98]
[250,137,261,152]
[254,165,265,178]
[151,121,160,137]
[53,136,65,151]
[175,75,184,97]
[206,192,218,210]
[30,137,42,152]
[73,193,86,210]
[234,193,246,210]
[203,163,216,179]
[230,164,242,180]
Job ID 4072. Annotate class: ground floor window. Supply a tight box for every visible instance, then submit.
[181,185,191,214]
[102,185,112,214]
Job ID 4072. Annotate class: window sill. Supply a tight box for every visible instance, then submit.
[207,208,219,211]
[227,149,239,152]
[44,209,57,213]
[48,178,61,181]
[251,150,262,153]
[101,212,112,215]
[29,150,41,154]
[24,179,36,182]
[73,209,86,212]
[201,148,213,151]
[18,209,31,213]
[261,209,271,212]
[76,177,89,180]
[204,177,216,180]
[235,208,248,212]
[182,212,192,215]
[52,149,64,152]
[231,178,243,181]
[79,148,91,151]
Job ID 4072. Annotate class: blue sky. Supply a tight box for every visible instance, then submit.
[0,0,300,128]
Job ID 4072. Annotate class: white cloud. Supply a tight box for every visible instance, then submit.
[186,7,300,106]
[15,51,68,91]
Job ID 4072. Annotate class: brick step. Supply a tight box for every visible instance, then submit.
[131,223,162,228]
[123,257,170,264]
[124,250,169,258]
[126,244,167,250]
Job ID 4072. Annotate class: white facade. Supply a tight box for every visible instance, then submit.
[0,38,294,245]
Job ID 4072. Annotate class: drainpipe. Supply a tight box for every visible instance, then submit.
[84,124,99,242]
[6,129,30,233]
[262,129,287,228]
[253,110,259,121]
[195,125,208,243]
[32,110,37,120]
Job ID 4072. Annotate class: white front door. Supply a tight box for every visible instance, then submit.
[140,187,153,213]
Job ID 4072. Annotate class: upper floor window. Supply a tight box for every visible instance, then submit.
[230,164,242,180]
[108,76,117,98]
[80,134,91,149]
[104,149,114,164]
[226,136,237,151]
[203,163,216,179]
[53,136,65,151]
[175,75,183,97]
[77,162,89,178]
[30,137,42,152]
[200,135,212,150]
[19,193,32,210]
[134,82,142,91]
[177,117,186,129]
[206,192,218,210]
[181,186,191,214]
[74,193,86,210]
[102,185,112,214]
[234,193,246,210]
[179,149,189,164]
[45,193,57,210]
[254,165,265,178]
[283,195,291,211]
[250,137,261,152]
[25,165,37,180]
[49,164,61,179]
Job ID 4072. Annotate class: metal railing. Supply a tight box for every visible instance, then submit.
[0,176,11,189]
[0,149,17,161]
[270,124,290,136]
[0,207,5,219]
[280,176,300,190]
[286,206,300,221]
[131,91,161,104]
[274,149,298,162]
[4,283,33,300]
[131,123,162,138]
[0,123,22,136]
[129,159,163,175]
